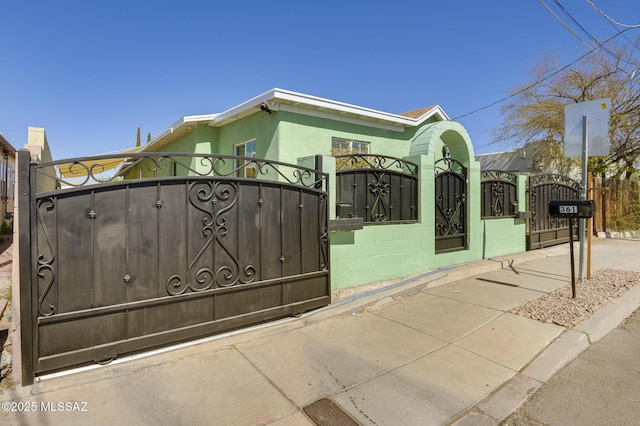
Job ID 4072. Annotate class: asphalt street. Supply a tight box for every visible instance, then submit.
[502,307,640,426]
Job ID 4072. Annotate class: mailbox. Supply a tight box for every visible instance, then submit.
[548,200,594,218]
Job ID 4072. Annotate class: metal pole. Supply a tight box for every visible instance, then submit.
[587,172,592,280]
[602,174,607,233]
[17,150,35,385]
[578,116,588,282]
[570,217,576,298]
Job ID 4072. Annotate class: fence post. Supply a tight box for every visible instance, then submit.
[17,150,35,385]
[602,174,607,233]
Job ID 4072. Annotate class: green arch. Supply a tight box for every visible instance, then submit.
[409,121,474,165]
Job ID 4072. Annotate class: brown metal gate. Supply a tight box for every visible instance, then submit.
[18,151,330,384]
[435,157,467,253]
[527,173,579,250]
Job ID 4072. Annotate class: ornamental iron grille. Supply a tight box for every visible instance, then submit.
[527,173,579,250]
[480,170,518,218]
[435,157,467,253]
[18,151,330,384]
[334,154,418,223]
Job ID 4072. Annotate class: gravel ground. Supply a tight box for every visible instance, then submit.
[510,268,640,327]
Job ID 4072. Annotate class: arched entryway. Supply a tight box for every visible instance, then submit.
[435,156,467,252]
[409,121,474,255]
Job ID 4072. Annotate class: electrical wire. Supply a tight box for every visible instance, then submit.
[540,0,594,52]
[542,0,639,71]
[552,0,619,57]
[586,0,640,64]
[585,0,640,29]
[451,28,632,120]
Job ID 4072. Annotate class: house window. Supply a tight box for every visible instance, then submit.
[331,137,370,156]
[234,139,257,178]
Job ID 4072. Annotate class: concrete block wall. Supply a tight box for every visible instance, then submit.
[329,159,529,290]
[480,175,528,259]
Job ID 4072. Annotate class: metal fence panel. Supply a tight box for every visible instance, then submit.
[19,152,330,383]
[527,173,579,250]
[335,154,418,223]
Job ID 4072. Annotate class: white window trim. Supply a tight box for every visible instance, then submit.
[234,139,257,178]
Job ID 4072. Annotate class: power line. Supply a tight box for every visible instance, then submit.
[585,0,640,29]
[586,0,640,62]
[540,0,594,52]
[542,0,639,70]
[552,0,618,57]
[452,28,632,120]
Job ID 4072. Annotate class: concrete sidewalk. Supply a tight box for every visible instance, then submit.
[1,238,639,425]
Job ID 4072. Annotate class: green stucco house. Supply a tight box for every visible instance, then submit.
[125,88,525,289]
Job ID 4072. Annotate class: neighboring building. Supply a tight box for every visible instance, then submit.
[476,147,543,174]
[0,133,16,226]
[476,141,580,179]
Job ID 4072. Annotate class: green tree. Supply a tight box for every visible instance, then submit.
[136,127,141,147]
[147,132,151,143]
[493,41,640,179]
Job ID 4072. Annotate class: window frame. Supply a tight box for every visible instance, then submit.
[234,139,257,178]
[331,137,370,156]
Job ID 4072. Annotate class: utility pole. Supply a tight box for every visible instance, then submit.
[564,99,610,283]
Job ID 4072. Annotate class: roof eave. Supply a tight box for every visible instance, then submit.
[140,114,218,152]
[0,133,17,154]
[144,89,451,151]
[212,88,450,129]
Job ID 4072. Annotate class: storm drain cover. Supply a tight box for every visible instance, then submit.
[303,398,359,426]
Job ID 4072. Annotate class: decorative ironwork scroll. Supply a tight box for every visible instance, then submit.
[335,154,418,223]
[335,154,418,175]
[36,197,56,316]
[480,170,518,218]
[39,152,326,191]
[166,180,257,295]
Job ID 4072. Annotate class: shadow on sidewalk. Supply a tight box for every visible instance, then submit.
[0,236,12,262]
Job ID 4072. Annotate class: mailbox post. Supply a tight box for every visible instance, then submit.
[548,200,595,298]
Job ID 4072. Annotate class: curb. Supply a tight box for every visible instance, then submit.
[452,281,640,425]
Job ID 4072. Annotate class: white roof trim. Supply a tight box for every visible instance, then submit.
[145,88,449,151]
[142,114,218,151]
[170,113,219,129]
[210,88,448,127]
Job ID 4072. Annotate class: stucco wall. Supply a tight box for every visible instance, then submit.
[480,174,528,258]
[330,121,485,288]
[330,155,431,288]
[275,111,412,163]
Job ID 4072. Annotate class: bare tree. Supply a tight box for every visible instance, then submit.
[493,41,640,179]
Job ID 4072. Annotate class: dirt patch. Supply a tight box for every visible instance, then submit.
[510,268,640,327]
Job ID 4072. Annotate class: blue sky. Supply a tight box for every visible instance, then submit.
[1,1,638,159]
